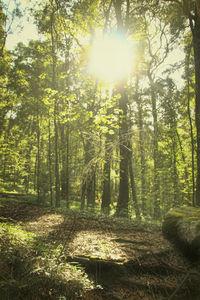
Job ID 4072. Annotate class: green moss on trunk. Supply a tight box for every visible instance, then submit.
[162,207,200,260]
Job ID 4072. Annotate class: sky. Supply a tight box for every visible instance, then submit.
[3,0,184,89]
[3,0,40,50]
[6,19,39,49]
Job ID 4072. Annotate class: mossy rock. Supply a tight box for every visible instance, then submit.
[162,206,200,260]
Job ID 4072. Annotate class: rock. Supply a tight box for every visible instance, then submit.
[162,206,200,260]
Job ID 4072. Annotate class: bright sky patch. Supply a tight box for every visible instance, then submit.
[88,33,134,82]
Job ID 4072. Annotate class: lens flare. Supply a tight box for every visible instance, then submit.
[88,33,134,82]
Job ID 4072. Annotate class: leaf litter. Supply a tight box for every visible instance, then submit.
[0,201,200,299]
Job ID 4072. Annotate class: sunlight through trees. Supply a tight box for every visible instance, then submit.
[0,0,200,220]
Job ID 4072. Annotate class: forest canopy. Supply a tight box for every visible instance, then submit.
[1,0,200,219]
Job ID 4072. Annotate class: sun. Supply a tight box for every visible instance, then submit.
[88,33,134,82]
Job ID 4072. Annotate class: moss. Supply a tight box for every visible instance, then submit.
[167,207,200,219]
[162,207,200,260]
[183,217,200,223]
[162,215,182,240]
[196,222,200,231]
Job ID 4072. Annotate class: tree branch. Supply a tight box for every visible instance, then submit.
[103,0,113,33]
[168,271,200,300]
[125,0,130,30]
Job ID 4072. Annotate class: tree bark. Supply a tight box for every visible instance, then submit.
[50,7,60,207]
[191,10,200,206]
[136,79,147,216]
[48,119,53,207]
[128,146,141,219]
[186,63,195,206]
[101,132,111,214]
[85,141,96,209]
[171,133,179,206]
[60,124,66,198]
[65,123,70,208]
[116,81,129,217]
[148,72,161,219]
[36,106,40,204]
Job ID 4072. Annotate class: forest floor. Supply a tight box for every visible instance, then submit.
[0,199,200,300]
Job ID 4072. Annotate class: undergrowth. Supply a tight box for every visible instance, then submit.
[0,220,94,300]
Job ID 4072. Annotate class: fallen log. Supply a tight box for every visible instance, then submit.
[162,206,200,260]
[66,255,126,284]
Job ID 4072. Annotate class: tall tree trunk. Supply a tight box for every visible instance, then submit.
[171,133,179,206]
[113,0,130,217]
[85,140,96,209]
[54,101,60,207]
[128,144,140,219]
[187,83,195,206]
[65,123,70,208]
[83,81,97,210]
[24,145,32,194]
[50,7,60,207]
[81,134,96,210]
[101,132,111,214]
[34,155,37,192]
[148,72,161,219]
[60,124,66,198]
[81,180,86,211]
[186,40,195,206]
[176,130,191,201]
[136,79,147,216]
[36,108,40,204]
[48,119,53,207]
[190,6,200,206]
[116,80,129,217]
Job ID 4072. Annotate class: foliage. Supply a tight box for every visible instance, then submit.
[0,0,198,220]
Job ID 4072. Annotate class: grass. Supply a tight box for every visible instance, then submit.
[0,219,94,300]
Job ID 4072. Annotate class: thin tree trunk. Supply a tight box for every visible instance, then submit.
[171,134,179,206]
[187,83,195,206]
[85,147,95,209]
[176,130,191,202]
[148,72,161,219]
[54,102,60,207]
[101,133,111,214]
[81,180,86,211]
[34,155,37,192]
[136,78,147,216]
[48,119,53,206]
[81,134,96,210]
[36,108,40,204]
[83,82,97,210]
[60,124,66,198]
[128,144,140,219]
[65,123,70,208]
[50,8,60,207]
[186,41,195,206]
[116,80,129,217]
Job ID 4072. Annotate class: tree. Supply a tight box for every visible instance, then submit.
[113,0,130,217]
[160,0,200,206]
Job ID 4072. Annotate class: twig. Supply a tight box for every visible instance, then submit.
[168,271,200,300]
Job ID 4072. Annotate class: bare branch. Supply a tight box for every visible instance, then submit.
[168,271,200,300]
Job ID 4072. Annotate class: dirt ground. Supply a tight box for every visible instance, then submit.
[0,201,200,300]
